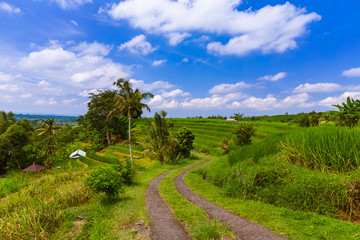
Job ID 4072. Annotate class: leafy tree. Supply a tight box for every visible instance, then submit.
[332,97,360,127]
[107,78,153,165]
[147,111,175,165]
[175,127,195,158]
[233,123,255,146]
[85,166,124,197]
[78,90,128,145]
[0,111,16,135]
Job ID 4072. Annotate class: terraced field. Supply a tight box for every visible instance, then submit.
[171,118,291,156]
[67,118,291,170]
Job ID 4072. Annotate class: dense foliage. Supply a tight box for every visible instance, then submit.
[233,123,255,146]
[175,127,195,158]
[332,96,360,127]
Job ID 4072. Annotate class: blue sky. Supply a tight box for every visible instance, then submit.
[0,0,360,117]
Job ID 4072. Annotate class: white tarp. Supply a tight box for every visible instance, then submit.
[69,149,86,158]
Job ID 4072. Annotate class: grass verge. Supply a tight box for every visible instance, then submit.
[185,158,360,240]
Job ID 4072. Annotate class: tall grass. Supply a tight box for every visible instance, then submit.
[280,127,360,172]
[0,171,91,239]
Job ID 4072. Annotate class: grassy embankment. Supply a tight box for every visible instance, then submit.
[179,119,360,239]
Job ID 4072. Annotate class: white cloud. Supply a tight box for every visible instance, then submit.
[72,41,111,56]
[49,0,92,9]
[129,79,174,92]
[181,58,189,63]
[35,97,57,105]
[0,72,21,82]
[162,89,190,98]
[78,89,99,97]
[0,94,13,102]
[38,80,51,87]
[107,0,320,56]
[70,20,78,26]
[19,41,130,89]
[63,98,77,104]
[258,72,287,81]
[208,81,251,94]
[294,82,360,93]
[152,59,167,67]
[118,35,157,55]
[342,67,360,77]
[0,84,20,92]
[231,93,313,110]
[167,32,191,46]
[0,2,21,14]
[20,93,32,99]
[318,91,360,107]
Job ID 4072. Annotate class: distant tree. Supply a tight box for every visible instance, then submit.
[331,97,360,127]
[233,123,255,146]
[175,127,195,158]
[0,111,16,135]
[231,113,244,121]
[107,79,153,165]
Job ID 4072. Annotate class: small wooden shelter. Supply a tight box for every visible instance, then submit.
[69,149,86,158]
[22,162,46,172]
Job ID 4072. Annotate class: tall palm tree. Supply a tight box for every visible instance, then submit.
[37,118,60,156]
[107,78,153,166]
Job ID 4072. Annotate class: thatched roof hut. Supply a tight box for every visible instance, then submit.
[22,162,46,172]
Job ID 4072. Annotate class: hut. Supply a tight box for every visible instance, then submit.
[69,149,86,158]
[22,162,46,172]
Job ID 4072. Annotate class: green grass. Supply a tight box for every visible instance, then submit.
[185,159,360,240]
[280,127,360,172]
[53,158,200,239]
[158,159,234,239]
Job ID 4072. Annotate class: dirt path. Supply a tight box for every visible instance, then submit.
[174,159,288,240]
[145,160,204,240]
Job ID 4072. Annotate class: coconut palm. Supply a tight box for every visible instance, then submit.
[107,78,153,166]
[37,118,60,156]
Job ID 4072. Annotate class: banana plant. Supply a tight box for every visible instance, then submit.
[332,97,360,127]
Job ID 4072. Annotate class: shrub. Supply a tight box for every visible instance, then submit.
[233,123,255,146]
[176,127,195,158]
[85,166,124,197]
[112,160,135,185]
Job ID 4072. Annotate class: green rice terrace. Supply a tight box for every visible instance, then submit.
[2,112,360,239]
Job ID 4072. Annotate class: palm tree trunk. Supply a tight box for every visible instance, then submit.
[128,110,133,166]
[106,124,111,146]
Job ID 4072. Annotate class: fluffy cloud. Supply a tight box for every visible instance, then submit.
[231,93,313,110]
[129,79,174,92]
[63,98,77,104]
[118,35,158,55]
[294,82,360,93]
[35,97,57,105]
[49,0,92,9]
[162,89,190,98]
[208,81,251,94]
[342,67,360,77]
[318,91,360,107]
[19,41,130,89]
[258,72,287,81]
[107,0,320,55]
[152,59,167,67]
[0,84,21,92]
[0,2,21,14]
[0,72,21,82]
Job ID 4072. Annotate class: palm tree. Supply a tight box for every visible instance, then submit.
[107,79,153,166]
[37,118,60,156]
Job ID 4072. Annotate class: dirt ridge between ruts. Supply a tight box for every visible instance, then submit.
[174,158,289,240]
[145,160,204,240]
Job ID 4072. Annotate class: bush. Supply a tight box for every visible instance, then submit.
[85,166,124,197]
[233,123,255,146]
[112,160,135,185]
[176,127,195,158]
